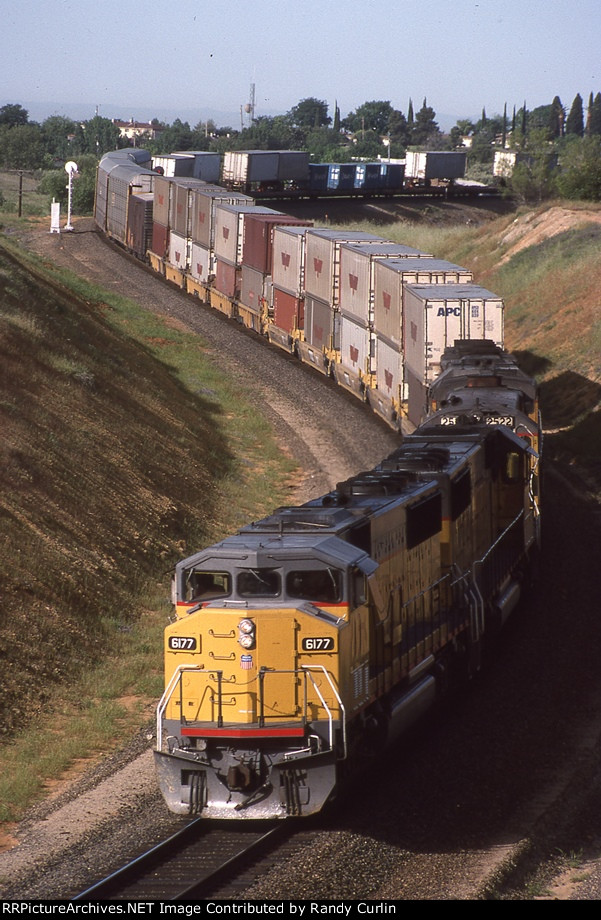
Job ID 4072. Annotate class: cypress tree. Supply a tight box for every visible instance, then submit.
[586,92,594,135]
[549,96,564,138]
[566,93,584,136]
[591,92,601,136]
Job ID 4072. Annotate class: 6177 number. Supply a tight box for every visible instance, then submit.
[302,636,334,652]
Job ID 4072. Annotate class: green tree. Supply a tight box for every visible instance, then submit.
[565,93,584,136]
[509,128,558,203]
[411,98,440,145]
[549,96,565,139]
[287,98,330,129]
[0,123,45,168]
[343,100,394,135]
[0,103,29,127]
[556,136,601,199]
[39,154,98,214]
[42,115,79,160]
[76,116,121,156]
[590,92,601,136]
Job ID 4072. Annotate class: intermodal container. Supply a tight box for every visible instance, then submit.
[171,151,221,182]
[214,204,279,266]
[126,192,153,260]
[242,214,312,275]
[304,230,384,306]
[239,265,269,315]
[304,294,338,352]
[189,242,213,283]
[403,284,504,386]
[151,221,169,259]
[271,226,311,297]
[170,179,211,237]
[168,231,190,271]
[373,258,474,347]
[272,287,304,336]
[214,258,241,299]
[339,242,432,325]
[190,187,253,248]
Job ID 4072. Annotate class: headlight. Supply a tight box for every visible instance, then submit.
[238,618,255,649]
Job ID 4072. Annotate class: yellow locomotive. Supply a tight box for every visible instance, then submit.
[154,342,540,819]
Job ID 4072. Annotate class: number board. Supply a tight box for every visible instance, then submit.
[301,636,335,652]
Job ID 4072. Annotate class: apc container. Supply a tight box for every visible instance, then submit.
[373,258,474,347]
[304,230,384,306]
[190,187,253,248]
[404,151,466,181]
[403,284,504,387]
[338,242,432,325]
[214,204,279,267]
[189,242,213,283]
[271,225,312,297]
[242,214,312,275]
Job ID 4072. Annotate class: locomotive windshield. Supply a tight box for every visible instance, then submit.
[186,570,231,601]
[286,568,341,603]
[237,568,281,597]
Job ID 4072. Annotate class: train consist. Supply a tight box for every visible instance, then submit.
[94,148,504,428]
[93,149,541,819]
[155,336,541,819]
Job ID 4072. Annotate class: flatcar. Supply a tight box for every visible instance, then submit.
[154,341,540,819]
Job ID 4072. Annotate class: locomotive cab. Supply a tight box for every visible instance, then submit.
[155,534,377,818]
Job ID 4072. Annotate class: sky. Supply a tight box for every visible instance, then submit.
[2,0,599,131]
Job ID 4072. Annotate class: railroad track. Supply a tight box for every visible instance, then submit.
[72,819,293,900]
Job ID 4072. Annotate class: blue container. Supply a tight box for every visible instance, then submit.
[308,164,330,191]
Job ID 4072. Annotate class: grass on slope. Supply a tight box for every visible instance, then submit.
[0,239,296,824]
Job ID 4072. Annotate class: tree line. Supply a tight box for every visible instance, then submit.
[1,90,601,209]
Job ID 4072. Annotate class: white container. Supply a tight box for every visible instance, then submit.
[189,241,213,282]
[373,258,474,347]
[168,231,190,271]
[338,312,372,381]
[403,284,504,385]
[304,230,383,305]
[213,204,276,266]
[339,242,432,325]
[271,225,311,297]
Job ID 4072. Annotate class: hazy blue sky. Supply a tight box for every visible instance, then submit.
[3,0,599,130]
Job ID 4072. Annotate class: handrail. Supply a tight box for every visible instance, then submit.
[156,663,203,751]
[302,664,347,759]
[157,664,343,757]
